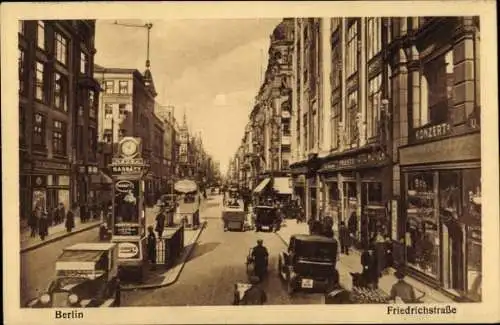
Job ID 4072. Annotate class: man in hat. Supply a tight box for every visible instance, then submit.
[389,269,417,303]
[239,275,267,305]
[251,239,269,280]
[155,203,166,239]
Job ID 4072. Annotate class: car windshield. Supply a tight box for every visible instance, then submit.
[295,241,336,261]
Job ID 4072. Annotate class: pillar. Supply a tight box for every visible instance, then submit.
[321,18,332,154]
[452,18,477,125]
[291,19,299,163]
[359,18,367,147]
[340,18,347,151]
[299,19,306,161]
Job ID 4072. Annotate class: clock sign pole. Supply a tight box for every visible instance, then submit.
[108,137,149,282]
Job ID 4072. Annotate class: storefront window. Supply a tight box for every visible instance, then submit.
[462,168,481,301]
[362,182,386,240]
[406,172,439,278]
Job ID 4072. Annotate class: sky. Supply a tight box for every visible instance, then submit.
[95,19,282,175]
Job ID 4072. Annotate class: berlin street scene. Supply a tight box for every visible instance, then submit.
[17,16,482,309]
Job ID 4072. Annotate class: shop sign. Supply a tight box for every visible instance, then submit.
[391,199,398,241]
[110,157,149,175]
[118,242,140,259]
[321,151,388,172]
[114,224,140,236]
[115,180,135,193]
[414,123,451,141]
[33,161,70,170]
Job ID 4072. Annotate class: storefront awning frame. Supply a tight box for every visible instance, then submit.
[253,178,271,194]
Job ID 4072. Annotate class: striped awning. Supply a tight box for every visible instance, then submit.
[253,178,271,193]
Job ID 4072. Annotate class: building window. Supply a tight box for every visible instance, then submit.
[282,120,291,136]
[118,129,126,139]
[54,72,68,112]
[35,61,45,102]
[406,172,439,278]
[52,120,66,155]
[55,32,68,65]
[331,42,341,90]
[19,48,25,94]
[104,104,113,118]
[33,113,46,147]
[119,81,129,94]
[330,101,340,150]
[103,129,113,143]
[367,74,382,139]
[88,127,97,159]
[346,21,358,77]
[415,50,454,128]
[80,51,88,74]
[366,17,382,61]
[89,90,96,118]
[19,20,25,35]
[346,91,358,146]
[118,104,127,116]
[37,21,45,50]
[104,80,114,94]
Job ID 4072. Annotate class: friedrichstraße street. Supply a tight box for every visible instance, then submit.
[120,195,323,306]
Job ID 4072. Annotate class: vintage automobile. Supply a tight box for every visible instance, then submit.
[222,199,246,231]
[278,234,338,294]
[253,205,279,232]
[26,243,120,308]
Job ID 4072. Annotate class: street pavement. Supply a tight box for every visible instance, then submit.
[120,195,324,306]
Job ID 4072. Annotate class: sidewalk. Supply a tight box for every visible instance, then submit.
[20,218,102,253]
[121,222,206,291]
[276,220,454,303]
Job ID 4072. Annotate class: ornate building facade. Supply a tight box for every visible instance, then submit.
[290,17,481,302]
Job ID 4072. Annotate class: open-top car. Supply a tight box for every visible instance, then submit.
[26,243,120,308]
[278,234,338,294]
[253,205,278,232]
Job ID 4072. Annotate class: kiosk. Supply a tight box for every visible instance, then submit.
[109,137,149,282]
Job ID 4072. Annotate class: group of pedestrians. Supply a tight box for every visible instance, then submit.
[27,201,106,242]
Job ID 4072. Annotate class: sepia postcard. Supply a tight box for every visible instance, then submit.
[2,1,499,324]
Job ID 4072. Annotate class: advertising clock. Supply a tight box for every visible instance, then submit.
[119,138,139,158]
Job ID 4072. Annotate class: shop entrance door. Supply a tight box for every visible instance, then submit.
[446,222,465,292]
[343,181,357,234]
[310,189,317,220]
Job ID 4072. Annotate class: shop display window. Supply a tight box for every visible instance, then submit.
[462,168,481,301]
[406,172,439,278]
[362,182,386,240]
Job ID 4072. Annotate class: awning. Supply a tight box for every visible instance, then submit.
[174,179,198,193]
[253,178,271,193]
[90,171,113,184]
[273,177,292,195]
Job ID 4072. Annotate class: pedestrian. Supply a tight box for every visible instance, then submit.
[361,245,378,289]
[79,203,86,223]
[339,221,350,255]
[389,269,418,303]
[238,276,267,305]
[146,226,157,270]
[322,216,334,238]
[65,205,75,232]
[38,210,49,240]
[374,231,387,277]
[29,207,40,238]
[155,205,166,239]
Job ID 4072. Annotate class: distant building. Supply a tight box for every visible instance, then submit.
[94,63,164,205]
[18,20,101,223]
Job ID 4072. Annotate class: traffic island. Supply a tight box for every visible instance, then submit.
[120,221,206,291]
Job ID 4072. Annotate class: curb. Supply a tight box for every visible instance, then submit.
[122,221,207,291]
[20,222,102,254]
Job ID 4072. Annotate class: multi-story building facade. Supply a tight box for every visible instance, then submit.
[240,19,295,196]
[155,104,178,193]
[94,64,163,205]
[290,17,481,302]
[19,20,101,224]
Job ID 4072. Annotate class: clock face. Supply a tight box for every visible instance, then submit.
[121,140,138,156]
